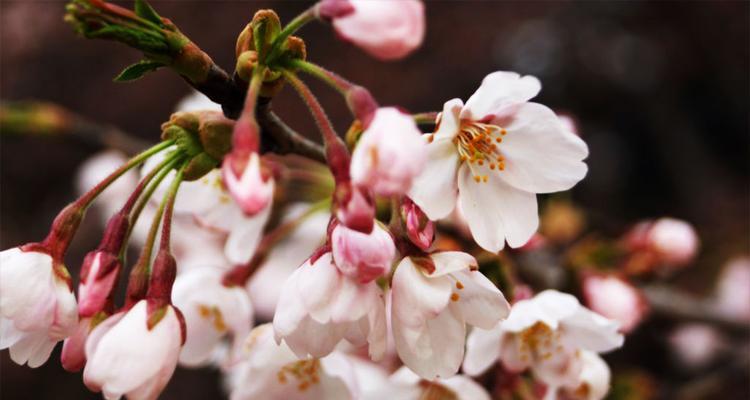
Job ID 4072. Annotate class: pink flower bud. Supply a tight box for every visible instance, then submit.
[222,151,275,216]
[336,184,375,233]
[582,274,648,333]
[331,223,395,283]
[626,218,699,267]
[61,316,98,372]
[350,107,426,196]
[331,0,425,61]
[346,85,378,126]
[78,251,120,318]
[402,198,434,251]
[715,257,750,322]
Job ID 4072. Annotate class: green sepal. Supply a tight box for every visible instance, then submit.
[182,152,219,181]
[113,59,165,82]
[251,10,281,62]
[134,0,164,27]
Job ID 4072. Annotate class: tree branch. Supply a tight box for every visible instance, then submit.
[256,100,326,163]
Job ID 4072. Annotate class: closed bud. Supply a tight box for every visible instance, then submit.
[335,183,375,233]
[402,198,434,251]
[78,251,120,318]
[222,151,275,216]
[251,9,281,60]
[331,222,395,283]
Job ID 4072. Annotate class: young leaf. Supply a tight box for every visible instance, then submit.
[114,60,164,82]
[134,0,163,26]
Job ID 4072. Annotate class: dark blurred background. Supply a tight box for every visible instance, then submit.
[1,1,748,399]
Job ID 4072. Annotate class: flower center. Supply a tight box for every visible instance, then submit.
[518,322,561,363]
[197,304,227,332]
[277,359,321,391]
[454,120,507,183]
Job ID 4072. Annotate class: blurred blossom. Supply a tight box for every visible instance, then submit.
[668,323,726,369]
[76,150,138,220]
[540,199,586,244]
[625,217,699,270]
[714,257,750,321]
[582,274,648,333]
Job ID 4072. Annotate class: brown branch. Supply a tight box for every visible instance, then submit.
[0,101,149,154]
[256,100,326,163]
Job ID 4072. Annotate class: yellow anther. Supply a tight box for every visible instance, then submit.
[450,293,460,301]
[456,281,464,290]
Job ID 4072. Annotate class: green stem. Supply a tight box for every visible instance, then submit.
[120,152,183,259]
[75,140,174,209]
[413,112,439,126]
[282,70,349,180]
[267,6,316,63]
[290,59,353,95]
[157,165,185,252]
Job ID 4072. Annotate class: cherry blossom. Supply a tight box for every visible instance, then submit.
[227,324,360,400]
[582,274,648,333]
[273,252,387,361]
[172,268,253,367]
[390,251,510,379]
[409,71,589,252]
[363,366,491,400]
[0,247,77,368]
[463,290,623,398]
[83,300,183,400]
[329,0,425,60]
[330,222,395,284]
[350,107,426,196]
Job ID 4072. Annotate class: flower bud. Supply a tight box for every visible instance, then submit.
[331,223,395,283]
[222,152,275,216]
[582,274,648,333]
[330,0,425,60]
[78,251,120,318]
[625,218,699,268]
[401,198,434,251]
[350,107,425,196]
[345,85,378,126]
[335,183,375,233]
[316,0,355,19]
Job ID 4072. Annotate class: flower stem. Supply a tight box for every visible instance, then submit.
[282,70,350,181]
[290,59,353,95]
[267,6,316,63]
[75,140,174,209]
[157,166,185,252]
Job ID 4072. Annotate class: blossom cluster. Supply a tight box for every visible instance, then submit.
[2,0,727,399]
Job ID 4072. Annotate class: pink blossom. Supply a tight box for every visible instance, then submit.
[61,316,97,372]
[0,247,78,368]
[582,274,648,333]
[77,251,120,318]
[335,184,375,233]
[362,366,491,400]
[390,252,510,379]
[350,107,426,196]
[273,252,386,361]
[402,198,434,251]
[714,257,750,321]
[330,0,425,61]
[222,152,275,216]
[331,223,395,283]
[83,301,183,400]
[626,218,699,267]
[668,323,725,369]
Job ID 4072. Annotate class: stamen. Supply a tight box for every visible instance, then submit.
[455,121,509,184]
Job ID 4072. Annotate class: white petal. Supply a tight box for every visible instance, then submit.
[561,308,624,353]
[496,103,589,193]
[461,71,541,121]
[391,258,451,329]
[573,351,611,400]
[457,164,538,252]
[272,268,308,339]
[224,204,271,264]
[408,136,459,220]
[434,98,464,140]
[392,305,466,379]
[428,251,476,277]
[441,375,492,400]
[451,270,510,329]
[296,254,342,323]
[462,323,503,376]
[502,290,579,333]
[0,248,56,327]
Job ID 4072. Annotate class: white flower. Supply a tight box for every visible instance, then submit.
[141,149,271,265]
[247,205,329,320]
[582,274,647,333]
[273,252,387,361]
[560,351,612,400]
[0,247,77,367]
[463,290,623,398]
[350,107,426,196]
[362,366,490,400]
[227,324,359,400]
[390,252,510,379]
[172,268,253,367]
[83,301,183,400]
[409,71,589,252]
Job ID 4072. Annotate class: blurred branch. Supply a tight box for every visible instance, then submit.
[0,101,149,154]
[257,101,326,163]
[643,285,750,334]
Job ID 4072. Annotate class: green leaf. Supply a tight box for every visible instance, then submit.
[134,0,163,26]
[113,60,165,82]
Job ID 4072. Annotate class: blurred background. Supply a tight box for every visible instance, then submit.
[1,1,748,399]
